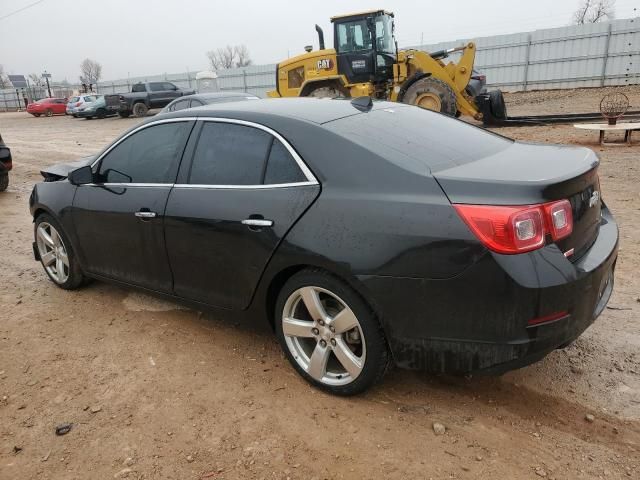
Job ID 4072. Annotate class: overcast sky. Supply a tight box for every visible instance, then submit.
[1,0,638,82]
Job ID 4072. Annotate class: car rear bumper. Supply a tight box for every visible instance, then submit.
[360,206,618,374]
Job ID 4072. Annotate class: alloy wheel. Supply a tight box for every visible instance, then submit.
[282,286,366,386]
[36,222,69,284]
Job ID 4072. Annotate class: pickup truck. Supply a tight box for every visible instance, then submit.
[105,81,195,118]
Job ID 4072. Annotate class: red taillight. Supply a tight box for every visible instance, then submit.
[76,102,81,106]
[454,200,574,254]
[544,199,573,241]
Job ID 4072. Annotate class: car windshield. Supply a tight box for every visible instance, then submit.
[69,96,80,103]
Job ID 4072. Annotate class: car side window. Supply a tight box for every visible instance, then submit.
[173,99,190,111]
[164,82,177,91]
[132,84,146,93]
[264,139,306,184]
[97,122,191,184]
[149,82,165,92]
[189,99,204,107]
[189,122,271,185]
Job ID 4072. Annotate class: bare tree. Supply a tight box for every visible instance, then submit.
[28,73,42,86]
[206,44,253,70]
[234,45,252,67]
[0,65,8,89]
[573,0,615,24]
[79,58,103,86]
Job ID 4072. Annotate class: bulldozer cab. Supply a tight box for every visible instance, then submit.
[330,10,396,85]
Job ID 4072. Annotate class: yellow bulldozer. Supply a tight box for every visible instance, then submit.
[268,9,507,123]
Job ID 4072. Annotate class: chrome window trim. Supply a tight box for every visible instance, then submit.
[173,181,317,190]
[82,183,173,188]
[89,115,319,188]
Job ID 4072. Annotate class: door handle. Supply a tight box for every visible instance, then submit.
[135,211,157,219]
[241,218,273,227]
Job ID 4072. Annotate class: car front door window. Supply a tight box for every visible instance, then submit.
[97,122,192,184]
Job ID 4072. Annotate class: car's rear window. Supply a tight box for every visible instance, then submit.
[325,105,513,173]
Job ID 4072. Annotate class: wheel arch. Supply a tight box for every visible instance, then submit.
[299,77,349,97]
[261,262,384,334]
[396,71,431,103]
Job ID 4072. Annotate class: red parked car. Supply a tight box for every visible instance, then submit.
[27,98,68,117]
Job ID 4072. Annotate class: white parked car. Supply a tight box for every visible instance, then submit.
[66,95,99,117]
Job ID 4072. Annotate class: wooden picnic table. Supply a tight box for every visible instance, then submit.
[573,122,640,146]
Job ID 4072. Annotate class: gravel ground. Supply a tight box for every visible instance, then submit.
[0,87,639,479]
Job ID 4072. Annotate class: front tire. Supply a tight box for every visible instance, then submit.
[34,214,85,290]
[118,111,131,118]
[32,113,41,117]
[96,108,106,119]
[45,109,53,117]
[0,173,8,192]
[402,77,458,116]
[275,269,389,395]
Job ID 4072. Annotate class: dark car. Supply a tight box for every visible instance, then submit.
[0,133,12,191]
[160,92,260,114]
[29,98,618,395]
[76,96,118,119]
[104,81,196,118]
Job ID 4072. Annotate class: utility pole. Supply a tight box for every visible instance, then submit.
[42,70,52,97]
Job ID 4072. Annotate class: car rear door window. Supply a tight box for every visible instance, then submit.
[264,139,306,184]
[149,82,165,92]
[189,122,271,185]
[97,122,191,184]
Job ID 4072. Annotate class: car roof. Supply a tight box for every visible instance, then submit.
[192,92,259,100]
[164,97,409,124]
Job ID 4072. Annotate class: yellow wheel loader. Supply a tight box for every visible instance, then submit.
[268,9,507,122]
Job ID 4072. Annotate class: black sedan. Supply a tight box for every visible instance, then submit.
[160,92,260,114]
[29,98,618,395]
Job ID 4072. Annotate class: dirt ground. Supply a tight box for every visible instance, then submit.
[0,87,639,480]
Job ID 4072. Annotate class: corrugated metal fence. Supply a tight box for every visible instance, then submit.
[2,17,639,111]
[410,17,640,91]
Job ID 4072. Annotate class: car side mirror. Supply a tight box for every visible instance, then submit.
[68,165,94,185]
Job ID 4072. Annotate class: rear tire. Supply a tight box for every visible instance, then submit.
[275,269,389,396]
[0,174,8,192]
[402,77,457,116]
[34,213,85,290]
[132,103,148,117]
[45,109,53,117]
[118,111,131,118]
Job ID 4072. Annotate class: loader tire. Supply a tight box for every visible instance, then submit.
[402,77,457,116]
[303,82,350,99]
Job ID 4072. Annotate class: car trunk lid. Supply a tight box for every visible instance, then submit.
[433,142,602,260]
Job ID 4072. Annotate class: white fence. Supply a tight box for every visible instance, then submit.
[2,17,639,111]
